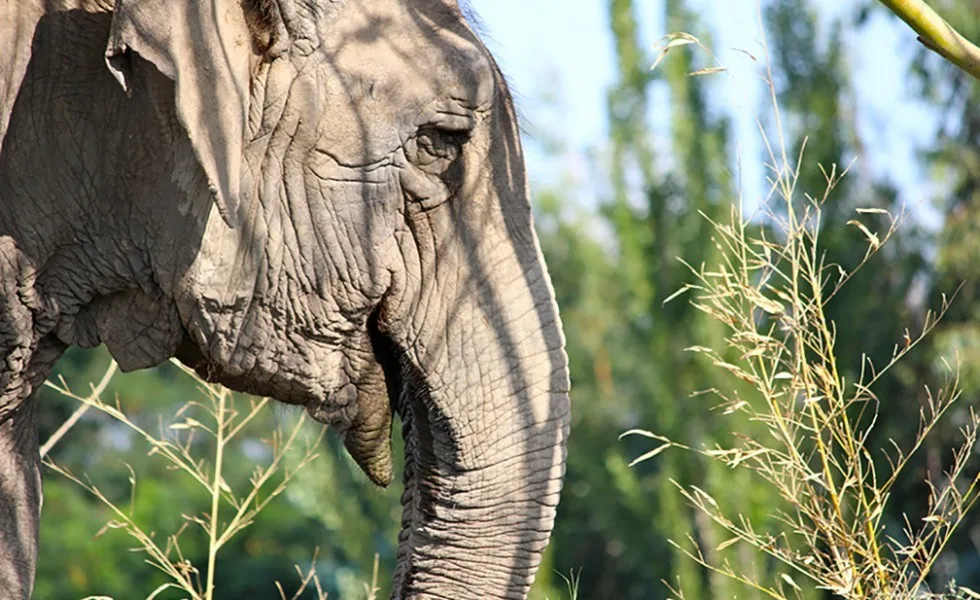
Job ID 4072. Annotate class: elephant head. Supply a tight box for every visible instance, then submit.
[47,0,568,597]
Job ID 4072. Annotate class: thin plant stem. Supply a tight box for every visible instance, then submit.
[40,360,118,457]
[205,387,228,600]
[45,360,335,598]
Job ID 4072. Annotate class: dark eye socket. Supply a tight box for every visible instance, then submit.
[409,127,469,170]
[417,128,460,157]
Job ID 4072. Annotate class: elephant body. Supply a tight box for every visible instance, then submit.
[0,1,571,598]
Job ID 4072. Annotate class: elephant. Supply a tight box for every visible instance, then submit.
[0,0,571,598]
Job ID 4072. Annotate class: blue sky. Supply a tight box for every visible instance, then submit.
[467,1,942,223]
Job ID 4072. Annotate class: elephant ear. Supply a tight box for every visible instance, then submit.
[104,0,255,228]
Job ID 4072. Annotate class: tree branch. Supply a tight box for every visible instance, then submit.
[878,0,980,81]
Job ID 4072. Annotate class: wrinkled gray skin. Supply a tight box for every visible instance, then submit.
[0,1,571,598]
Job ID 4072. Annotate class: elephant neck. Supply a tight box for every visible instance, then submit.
[0,7,205,368]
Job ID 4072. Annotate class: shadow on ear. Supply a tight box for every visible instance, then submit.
[104,0,270,228]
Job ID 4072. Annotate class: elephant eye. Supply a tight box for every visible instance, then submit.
[407,127,467,173]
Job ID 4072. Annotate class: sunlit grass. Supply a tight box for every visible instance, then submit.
[625,26,980,600]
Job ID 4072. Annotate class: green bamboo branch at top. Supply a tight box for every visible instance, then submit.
[878,0,980,80]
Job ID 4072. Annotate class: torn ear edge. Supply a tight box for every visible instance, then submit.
[103,0,273,229]
[105,44,243,229]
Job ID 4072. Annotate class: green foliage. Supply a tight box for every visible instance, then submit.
[534,0,979,598]
[907,0,980,582]
[538,1,786,597]
[38,354,394,599]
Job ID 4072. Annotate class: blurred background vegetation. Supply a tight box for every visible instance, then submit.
[36,0,980,598]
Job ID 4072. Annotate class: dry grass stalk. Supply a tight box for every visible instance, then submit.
[43,358,331,600]
[631,27,978,600]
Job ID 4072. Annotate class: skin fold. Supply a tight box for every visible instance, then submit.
[0,1,571,599]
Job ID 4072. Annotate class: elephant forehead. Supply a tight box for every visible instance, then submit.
[318,0,494,118]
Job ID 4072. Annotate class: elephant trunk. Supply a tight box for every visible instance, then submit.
[389,305,568,598]
[381,194,570,598]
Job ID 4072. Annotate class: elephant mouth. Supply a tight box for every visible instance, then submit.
[353,307,442,499]
[367,305,444,450]
[366,309,404,426]
[173,306,431,493]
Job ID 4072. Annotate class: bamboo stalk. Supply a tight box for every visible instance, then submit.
[878,0,980,80]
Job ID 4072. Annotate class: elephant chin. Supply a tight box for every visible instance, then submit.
[309,304,418,488]
[176,329,399,487]
[308,387,396,488]
[309,317,401,488]
[341,417,395,487]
